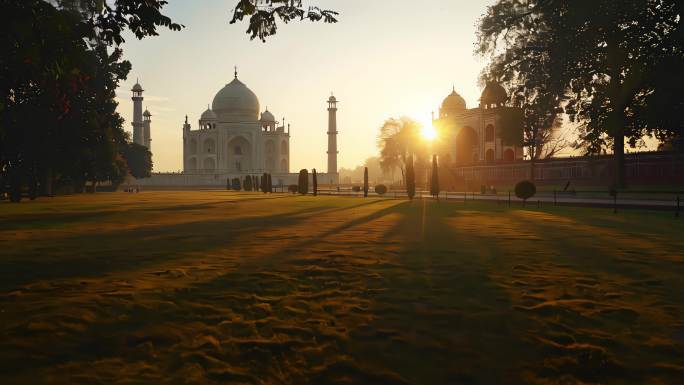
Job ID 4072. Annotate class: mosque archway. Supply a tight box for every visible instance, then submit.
[281,140,288,155]
[203,157,216,171]
[227,136,251,172]
[265,140,275,155]
[455,126,478,164]
[503,148,515,162]
[485,124,495,142]
[281,158,288,172]
[189,139,197,155]
[187,157,197,170]
[485,149,495,163]
[204,138,216,154]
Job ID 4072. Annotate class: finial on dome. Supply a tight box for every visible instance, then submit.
[234,66,238,79]
[185,115,188,124]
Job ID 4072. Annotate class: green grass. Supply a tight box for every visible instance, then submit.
[1,191,683,384]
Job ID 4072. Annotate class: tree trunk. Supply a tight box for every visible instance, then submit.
[613,125,626,188]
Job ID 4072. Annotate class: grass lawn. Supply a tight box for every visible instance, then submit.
[1,191,683,384]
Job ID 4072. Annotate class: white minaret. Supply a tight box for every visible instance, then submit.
[143,108,152,150]
[327,94,338,177]
[131,79,144,146]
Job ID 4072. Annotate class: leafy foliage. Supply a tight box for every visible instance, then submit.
[122,143,152,179]
[374,184,387,196]
[298,169,308,195]
[477,0,684,185]
[515,180,536,204]
[230,0,338,42]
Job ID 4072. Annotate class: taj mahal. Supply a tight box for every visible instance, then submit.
[131,70,339,187]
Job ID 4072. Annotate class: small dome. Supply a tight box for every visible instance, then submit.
[260,109,275,122]
[200,107,217,121]
[143,109,151,117]
[442,89,467,112]
[132,82,143,92]
[212,78,260,122]
[328,95,337,102]
[481,81,508,106]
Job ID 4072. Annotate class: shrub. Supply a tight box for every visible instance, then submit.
[312,168,318,196]
[231,178,241,190]
[430,155,439,198]
[375,184,387,195]
[515,180,536,206]
[406,155,415,200]
[298,169,308,194]
[352,186,361,192]
[243,176,252,191]
[288,184,298,194]
[363,167,369,197]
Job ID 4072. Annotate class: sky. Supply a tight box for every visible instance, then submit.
[115,0,497,172]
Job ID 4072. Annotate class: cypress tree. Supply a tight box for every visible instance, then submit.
[363,167,369,197]
[406,155,416,200]
[243,176,252,191]
[430,154,440,199]
[253,175,258,191]
[312,169,318,196]
[298,169,309,194]
[267,173,272,193]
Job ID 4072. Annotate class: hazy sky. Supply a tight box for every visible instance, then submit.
[115,0,496,172]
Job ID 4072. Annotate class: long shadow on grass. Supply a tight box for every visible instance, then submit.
[0,198,384,292]
[0,194,296,231]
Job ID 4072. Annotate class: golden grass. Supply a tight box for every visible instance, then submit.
[1,191,683,384]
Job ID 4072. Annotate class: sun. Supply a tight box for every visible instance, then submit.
[420,124,438,141]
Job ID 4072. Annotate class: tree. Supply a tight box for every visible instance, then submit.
[363,167,369,197]
[430,155,439,199]
[312,168,318,196]
[515,180,536,207]
[477,0,684,187]
[298,169,308,195]
[122,143,153,179]
[243,175,252,191]
[267,173,272,193]
[406,155,415,200]
[378,117,428,186]
[230,0,339,42]
[262,172,268,193]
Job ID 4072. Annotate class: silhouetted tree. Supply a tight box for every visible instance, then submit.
[363,167,369,197]
[374,184,387,195]
[243,175,252,191]
[122,143,153,179]
[230,0,338,41]
[312,168,318,196]
[267,173,272,193]
[430,155,439,199]
[478,0,684,187]
[232,178,241,190]
[298,169,308,195]
[515,180,537,207]
[406,155,415,200]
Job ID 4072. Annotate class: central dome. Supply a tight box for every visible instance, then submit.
[211,78,260,122]
[442,89,467,112]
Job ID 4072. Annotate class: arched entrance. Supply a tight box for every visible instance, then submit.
[455,126,478,164]
[503,148,515,162]
[227,136,251,172]
[485,149,495,163]
[203,157,216,171]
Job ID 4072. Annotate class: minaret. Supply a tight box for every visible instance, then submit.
[131,79,144,145]
[327,94,338,176]
[143,108,152,150]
